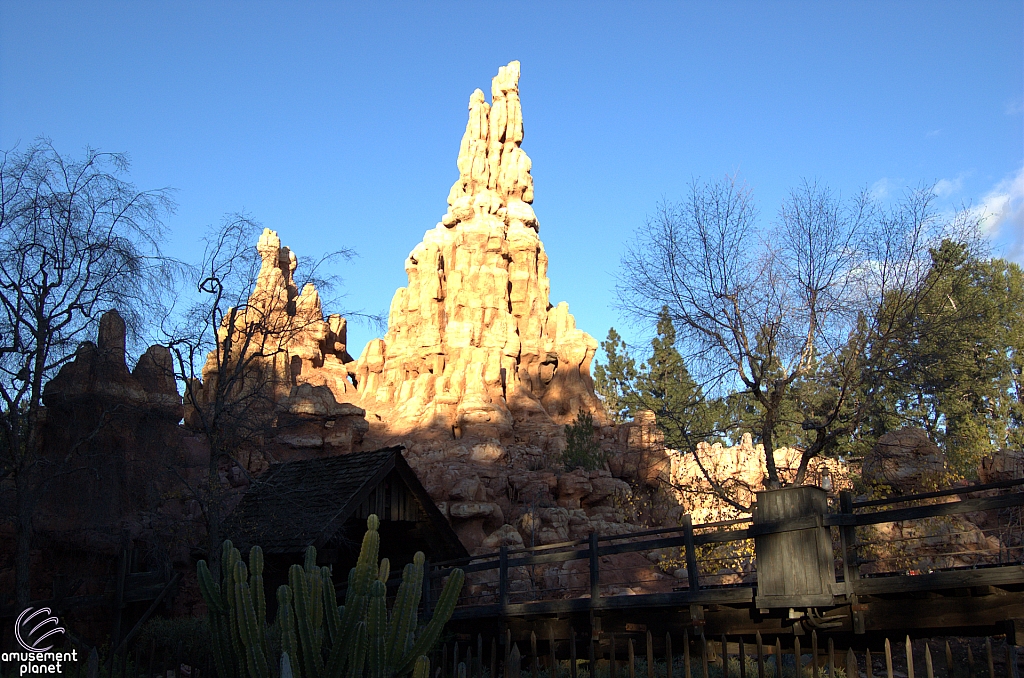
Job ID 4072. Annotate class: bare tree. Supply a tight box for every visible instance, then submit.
[0,139,173,606]
[163,215,358,575]
[617,175,981,508]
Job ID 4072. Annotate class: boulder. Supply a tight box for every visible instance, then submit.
[979,448,1024,484]
[863,428,947,494]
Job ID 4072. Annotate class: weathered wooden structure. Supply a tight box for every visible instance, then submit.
[753,486,837,609]
[428,477,1024,645]
[224,446,468,576]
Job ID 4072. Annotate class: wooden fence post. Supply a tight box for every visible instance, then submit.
[755,632,764,678]
[628,638,636,678]
[611,633,618,678]
[532,632,539,678]
[829,638,836,678]
[945,642,953,678]
[570,628,577,678]
[684,629,692,678]
[924,644,934,678]
[667,633,674,678]
[968,644,976,678]
[109,545,129,672]
[812,631,819,678]
[846,649,857,678]
[867,648,874,678]
[723,635,730,678]
[550,627,557,678]
[683,515,700,591]
[648,631,655,678]
[492,637,498,678]
[839,491,859,590]
[906,636,914,678]
[701,632,709,678]
[739,638,746,678]
[590,532,601,603]
[589,633,596,677]
[499,547,509,610]
[884,639,893,678]
[985,638,994,678]
[795,636,801,677]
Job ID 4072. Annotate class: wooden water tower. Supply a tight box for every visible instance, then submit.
[753,485,838,609]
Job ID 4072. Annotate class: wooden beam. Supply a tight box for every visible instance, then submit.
[852,566,1024,596]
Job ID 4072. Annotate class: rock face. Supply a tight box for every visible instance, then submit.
[352,61,603,444]
[667,433,850,524]
[44,310,184,423]
[862,428,947,495]
[979,447,1024,484]
[185,228,368,458]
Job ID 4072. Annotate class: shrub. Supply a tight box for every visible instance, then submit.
[562,408,609,471]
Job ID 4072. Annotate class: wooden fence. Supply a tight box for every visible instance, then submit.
[421,476,1024,623]
[434,629,1023,678]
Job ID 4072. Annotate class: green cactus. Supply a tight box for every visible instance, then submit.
[197,515,464,678]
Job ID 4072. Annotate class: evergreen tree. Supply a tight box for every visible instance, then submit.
[634,308,718,449]
[593,327,638,423]
[594,308,719,450]
[863,242,1024,474]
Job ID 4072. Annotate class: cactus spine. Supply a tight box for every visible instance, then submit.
[197,515,463,678]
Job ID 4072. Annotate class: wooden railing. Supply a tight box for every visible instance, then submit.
[423,476,1024,616]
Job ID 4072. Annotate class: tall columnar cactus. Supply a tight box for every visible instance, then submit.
[198,515,465,678]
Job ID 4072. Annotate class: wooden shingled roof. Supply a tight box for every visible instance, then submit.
[223,446,466,558]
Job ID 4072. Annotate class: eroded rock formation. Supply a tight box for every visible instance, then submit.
[185,228,368,458]
[352,60,603,444]
[667,433,851,524]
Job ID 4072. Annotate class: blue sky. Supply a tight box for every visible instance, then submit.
[2,2,1021,360]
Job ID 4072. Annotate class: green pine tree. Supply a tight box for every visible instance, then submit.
[594,308,720,450]
[593,327,639,423]
[862,241,1024,474]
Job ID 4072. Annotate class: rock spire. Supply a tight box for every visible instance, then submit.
[353,61,603,443]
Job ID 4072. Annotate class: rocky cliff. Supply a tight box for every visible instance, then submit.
[351,60,604,446]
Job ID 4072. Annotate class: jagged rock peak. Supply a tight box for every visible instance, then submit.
[443,60,536,231]
[353,61,603,444]
[187,229,365,453]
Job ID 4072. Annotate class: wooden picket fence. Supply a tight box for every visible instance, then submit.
[435,629,1023,678]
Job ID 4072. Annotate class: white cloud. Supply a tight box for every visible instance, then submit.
[933,174,965,198]
[925,128,942,138]
[1006,99,1024,116]
[870,177,891,200]
[975,166,1024,263]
